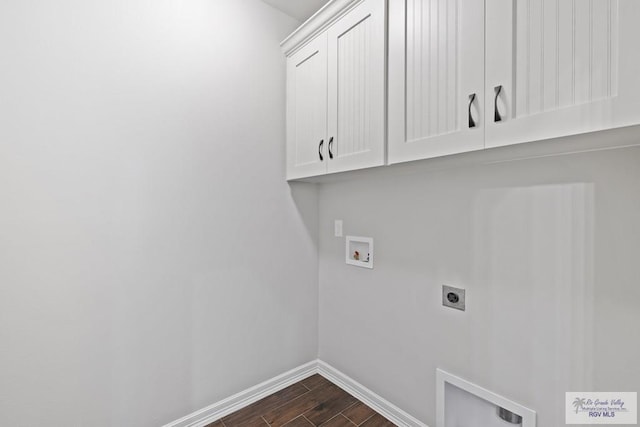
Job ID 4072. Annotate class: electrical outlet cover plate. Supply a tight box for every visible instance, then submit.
[334,220,343,237]
[442,285,465,311]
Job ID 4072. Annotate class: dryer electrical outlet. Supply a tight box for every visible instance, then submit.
[442,285,465,311]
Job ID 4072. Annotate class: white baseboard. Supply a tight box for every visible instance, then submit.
[162,361,318,427]
[317,361,429,427]
[163,359,428,427]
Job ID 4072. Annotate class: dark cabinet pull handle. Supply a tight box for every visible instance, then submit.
[328,137,334,159]
[468,93,477,128]
[318,139,324,161]
[494,85,503,122]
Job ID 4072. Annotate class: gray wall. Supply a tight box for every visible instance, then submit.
[0,1,318,426]
[318,146,640,426]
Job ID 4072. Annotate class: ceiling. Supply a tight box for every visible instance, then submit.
[262,0,330,22]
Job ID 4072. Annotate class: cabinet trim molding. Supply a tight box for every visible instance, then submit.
[280,0,364,57]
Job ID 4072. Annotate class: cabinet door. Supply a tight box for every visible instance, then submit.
[485,0,640,148]
[387,0,485,164]
[326,0,386,174]
[286,33,328,180]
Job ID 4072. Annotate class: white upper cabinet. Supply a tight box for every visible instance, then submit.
[286,33,328,180]
[388,0,486,164]
[327,0,386,173]
[388,0,640,164]
[485,0,640,148]
[284,0,640,179]
[283,0,386,180]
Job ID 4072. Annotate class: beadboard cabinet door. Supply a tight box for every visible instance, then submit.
[388,0,485,164]
[485,0,640,148]
[286,33,328,180]
[326,0,386,173]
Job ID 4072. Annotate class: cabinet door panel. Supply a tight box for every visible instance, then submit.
[485,0,640,148]
[286,34,328,180]
[327,0,385,174]
[388,0,485,164]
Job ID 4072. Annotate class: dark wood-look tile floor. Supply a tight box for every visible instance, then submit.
[206,374,396,427]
